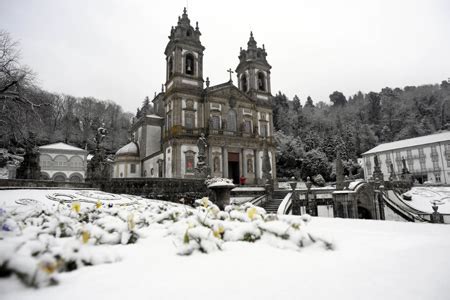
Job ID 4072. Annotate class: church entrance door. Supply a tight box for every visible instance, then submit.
[228,152,240,184]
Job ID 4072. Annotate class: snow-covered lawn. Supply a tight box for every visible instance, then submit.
[1,189,450,300]
[404,186,450,214]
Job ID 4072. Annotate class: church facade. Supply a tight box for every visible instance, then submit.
[113,8,276,185]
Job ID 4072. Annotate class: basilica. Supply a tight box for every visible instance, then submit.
[113,8,276,185]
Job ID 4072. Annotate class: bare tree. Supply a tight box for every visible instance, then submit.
[0,30,46,143]
[0,30,36,106]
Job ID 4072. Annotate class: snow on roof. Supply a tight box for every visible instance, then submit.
[39,142,86,152]
[362,131,450,155]
[115,142,139,157]
[146,114,163,119]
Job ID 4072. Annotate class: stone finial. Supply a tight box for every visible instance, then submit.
[206,77,210,88]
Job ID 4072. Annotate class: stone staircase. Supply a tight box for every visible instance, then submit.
[260,190,290,214]
[261,198,284,213]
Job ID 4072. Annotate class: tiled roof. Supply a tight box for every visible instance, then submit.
[362,131,450,155]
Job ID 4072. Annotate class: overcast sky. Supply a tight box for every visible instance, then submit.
[1,0,450,113]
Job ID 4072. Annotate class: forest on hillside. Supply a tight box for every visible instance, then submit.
[2,29,450,183]
[0,31,133,154]
[273,81,450,182]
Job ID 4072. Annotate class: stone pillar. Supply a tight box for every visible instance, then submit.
[342,200,349,218]
[222,147,228,178]
[174,143,181,178]
[241,148,245,178]
[373,191,380,220]
[254,149,259,184]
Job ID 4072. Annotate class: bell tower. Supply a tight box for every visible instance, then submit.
[235,32,272,100]
[164,8,205,92]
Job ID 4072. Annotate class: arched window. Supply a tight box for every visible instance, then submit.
[186,30,192,37]
[168,57,174,78]
[185,53,194,75]
[53,173,67,182]
[257,72,266,91]
[241,74,248,92]
[227,109,237,132]
[69,173,83,183]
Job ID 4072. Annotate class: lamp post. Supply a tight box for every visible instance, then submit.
[290,177,300,215]
[306,176,313,215]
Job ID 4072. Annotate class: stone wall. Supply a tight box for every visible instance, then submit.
[0,178,208,204]
[92,178,207,203]
[0,179,92,189]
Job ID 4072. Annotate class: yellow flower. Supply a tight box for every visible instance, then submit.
[39,261,57,274]
[127,213,135,231]
[247,207,258,220]
[96,200,102,209]
[183,230,190,244]
[201,197,209,208]
[81,230,90,244]
[72,201,81,213]
[213,224,225,238]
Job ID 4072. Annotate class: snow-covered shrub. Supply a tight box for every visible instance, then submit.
[167,197,333,255]
[205,177,234,188]
[0,193,333,288]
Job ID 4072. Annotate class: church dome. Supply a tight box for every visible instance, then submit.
[115,142,139,157]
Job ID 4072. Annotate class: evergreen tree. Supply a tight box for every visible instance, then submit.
[293,95,302,112]
[304,96,315,108]
[329,91,347,107]
[301,149,330,180]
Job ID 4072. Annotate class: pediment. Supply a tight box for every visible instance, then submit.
[206,82,255,105]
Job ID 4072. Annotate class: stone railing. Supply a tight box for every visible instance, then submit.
[0,179,92,189]
[91,178,208,203]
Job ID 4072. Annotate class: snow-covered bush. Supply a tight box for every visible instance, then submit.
[167,197,333,255]
[0,194,333,288]
[205,177,234,188]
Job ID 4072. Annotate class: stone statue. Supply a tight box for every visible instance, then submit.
[197,133,208,157]
[87,124,111,181]
[247,158,254,173]
[401,156,409,174]
[16,132,41,180]
[95,123,108,149]
[195,133,209,178]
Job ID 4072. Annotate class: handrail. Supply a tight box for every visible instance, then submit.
[277,192,292,215]
[250,194,266,206]
[381,190,430,222]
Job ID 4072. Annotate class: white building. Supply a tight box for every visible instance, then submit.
[362,131,450,184]
[39,142,88,182]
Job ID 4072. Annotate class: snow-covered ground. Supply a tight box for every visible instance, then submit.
[404,186,450,214]
[1,189,450,300]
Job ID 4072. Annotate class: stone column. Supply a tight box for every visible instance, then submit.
[222,147,228,178]
[174,143,181,178]
[254,149,260,184]
[342,197,348,218]
[241,148,245,178]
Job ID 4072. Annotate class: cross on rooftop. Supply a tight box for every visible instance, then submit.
[227,68,234,82]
